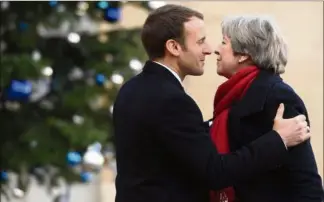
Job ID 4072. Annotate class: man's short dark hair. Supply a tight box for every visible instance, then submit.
[141,4,204,60]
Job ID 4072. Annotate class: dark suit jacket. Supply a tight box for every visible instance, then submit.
[113,61,290,202]
[227,69,324,202]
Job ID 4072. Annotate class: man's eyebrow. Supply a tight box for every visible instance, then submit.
[197,36,206,43]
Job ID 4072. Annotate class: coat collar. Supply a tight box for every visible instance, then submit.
[142,60,184,91]
[234,69,282,117]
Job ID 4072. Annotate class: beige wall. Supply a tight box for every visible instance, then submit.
[120,1,323,179]
[175,2,323,178]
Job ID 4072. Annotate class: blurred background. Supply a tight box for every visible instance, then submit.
[0,1,322,202]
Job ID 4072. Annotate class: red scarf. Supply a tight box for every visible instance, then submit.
[210,66,260,202]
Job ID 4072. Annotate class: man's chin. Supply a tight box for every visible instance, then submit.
[191,70,204,76]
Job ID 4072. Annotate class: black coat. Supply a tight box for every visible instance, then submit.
[113,61,290,202]
[227,69,324,202]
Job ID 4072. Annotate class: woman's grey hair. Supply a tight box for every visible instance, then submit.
[221,15,288,74]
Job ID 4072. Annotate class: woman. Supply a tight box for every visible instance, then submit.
[210,15,323,202]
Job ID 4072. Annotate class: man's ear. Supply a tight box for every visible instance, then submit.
[165,39,181,57]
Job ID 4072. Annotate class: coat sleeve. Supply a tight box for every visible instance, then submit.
[156,93,288,190]
[267,83,324,202]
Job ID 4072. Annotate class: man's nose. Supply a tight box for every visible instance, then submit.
[203,44,213,55]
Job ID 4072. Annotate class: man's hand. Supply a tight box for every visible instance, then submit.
[273,103,310,148]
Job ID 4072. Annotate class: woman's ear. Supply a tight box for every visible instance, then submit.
[238,54,250,64]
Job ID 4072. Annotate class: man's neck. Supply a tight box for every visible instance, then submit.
[152,59,184,81]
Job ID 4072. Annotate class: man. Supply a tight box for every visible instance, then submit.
[113,4,311,202]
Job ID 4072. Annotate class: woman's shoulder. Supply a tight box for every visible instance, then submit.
[269,80,305,107]
[265,79,308,120]
[256,70,300,101]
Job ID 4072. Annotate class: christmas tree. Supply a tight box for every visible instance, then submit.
[0,1,164,200]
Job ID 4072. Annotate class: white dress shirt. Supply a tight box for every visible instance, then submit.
[153,61,182,84]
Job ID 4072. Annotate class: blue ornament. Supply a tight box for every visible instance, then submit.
[66,151,82,167]
[0,171,8,181]
[104,7,121,23]
[6,80,32,102]
[80,171,93,182]
[97,1,109,9]
[95,74,106,86]
[18,22,28,31]
[49,0,58,7]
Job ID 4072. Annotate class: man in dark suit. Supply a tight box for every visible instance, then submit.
[112,4,311,202]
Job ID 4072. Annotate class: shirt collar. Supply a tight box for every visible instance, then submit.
[153,61,182,84]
